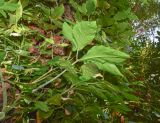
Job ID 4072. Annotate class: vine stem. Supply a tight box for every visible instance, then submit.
[0,67,7,112]
[76,50,79,60]
[32,60,79,93]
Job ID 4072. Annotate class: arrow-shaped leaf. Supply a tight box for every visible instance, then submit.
[63,21,97,51]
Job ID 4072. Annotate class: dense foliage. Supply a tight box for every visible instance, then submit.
[0,0,159,123]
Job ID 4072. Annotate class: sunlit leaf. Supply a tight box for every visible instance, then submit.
[63,21,97,51]
[94,62,123,76]
[0,2,19,11]
[81,46,130,63]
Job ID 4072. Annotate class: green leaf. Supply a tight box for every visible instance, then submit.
[0,112,5,120]
[0,2,19,11]
[0,10,7,18]
[8,1,22,27]
[123,93,139,101]
[80,46,129,76]
[81,63,99,79]
[62,22,75,47]
[87,85,107,99]
[78,3,87,14]
[130,81,145,87]
[15,0,23,23]
[48,56,61,66]
[111,104,131,112]
[94,62,123,76]
[63,21,97,51]
[38,110,53,119]
[80,46,130,64]
[97,0,110,9]
[52,5,64,19]
[57,59,76,73]
[35,101,49,112]
[63,71,80,85]
[86,0,97,15]
[0,52,5,63]
[0,0,4,6]
[45,38,54,44]
[47,94,61,106]
[114,9,137,21]
[114,11,127,21]
[21,0,29,8]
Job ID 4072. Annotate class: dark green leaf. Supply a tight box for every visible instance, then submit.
[86,0,97,15]
[35,101,49,112]
[47,94,61,106]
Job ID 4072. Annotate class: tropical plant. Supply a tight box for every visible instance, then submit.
[0,0,158,123]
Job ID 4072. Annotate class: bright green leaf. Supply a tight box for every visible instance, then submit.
[63,21,97,51]
[62,22,76,48]
[94,62,123,76]
[45,38,54,44]
[80,46,130,64]
[0,2,19,11]
[16,0,23,23]
[80,46,130,76]
[78,3,87,14]
[0,0,4,6]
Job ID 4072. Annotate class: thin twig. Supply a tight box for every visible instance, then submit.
[32,60,79,93]
[31,68,53,84]
[32,69,66,93]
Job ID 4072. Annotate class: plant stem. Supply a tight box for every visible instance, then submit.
[32,69,66,93]
[32,60,79,92]
[0,67,7,112]
[31,68,54,84]
[76,50,79,60]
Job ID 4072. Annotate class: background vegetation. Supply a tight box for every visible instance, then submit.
[0,0,159,123]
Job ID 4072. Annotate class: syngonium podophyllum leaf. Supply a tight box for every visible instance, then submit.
[80,46,130,76]
[63,21,97,51]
